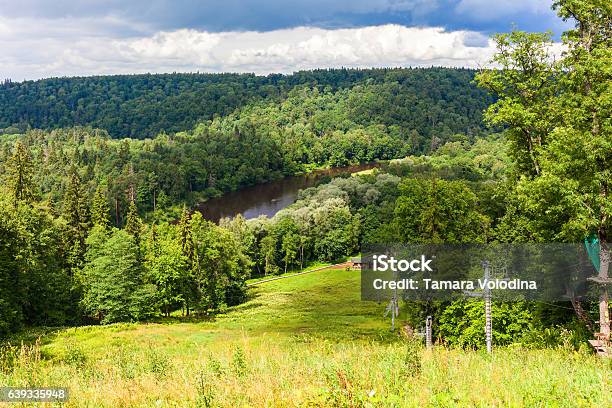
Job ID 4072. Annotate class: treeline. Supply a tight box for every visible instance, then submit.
[0,184,250,332]
[0,68,493,140]
[0,139,251,332]
[0,127,287,226]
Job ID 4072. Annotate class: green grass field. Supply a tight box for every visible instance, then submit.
[1,268,610,407]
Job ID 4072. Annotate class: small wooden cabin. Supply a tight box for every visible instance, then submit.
[349,257,366,270]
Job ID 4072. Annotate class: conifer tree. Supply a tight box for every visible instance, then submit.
[177,208,194,260]
[124,199,144,258]
[177,208,199,314]
[125,200,142,237]
[6,141,35,206]
[64,168,90,272]
[91,185,110,229]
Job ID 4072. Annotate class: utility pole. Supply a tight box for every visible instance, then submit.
[384,275,399,331]
[483,261,492,354]
[464,260,496,353]
[425,316,433,349]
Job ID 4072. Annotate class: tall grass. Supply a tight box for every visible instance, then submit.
[1,269,609,407]
[0,336,609,407]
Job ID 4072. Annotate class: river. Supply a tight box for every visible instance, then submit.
[198,163,380,223]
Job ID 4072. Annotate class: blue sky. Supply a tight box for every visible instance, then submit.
[0,0,569,80]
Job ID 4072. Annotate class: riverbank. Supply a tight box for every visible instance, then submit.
[196,161,383,223]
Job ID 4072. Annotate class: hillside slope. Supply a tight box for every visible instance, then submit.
[2,267,609,407]
[0,68,493,139]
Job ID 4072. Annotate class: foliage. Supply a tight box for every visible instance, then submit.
[391,178,489,244]
[144,225,190,317]
[4,141,36,205]
[189,212,250,310]
[438,300,533,348]
[80,228,156,323]
[0,68,492,140]
[0,69,496,223]
[477,0,611,244]
[0,188,74,336]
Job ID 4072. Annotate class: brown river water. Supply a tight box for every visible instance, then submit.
[197,163,380,223]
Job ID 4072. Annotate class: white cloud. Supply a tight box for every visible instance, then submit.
[0,22,497,80]
[121,30,221,64]
[226,25,493,71]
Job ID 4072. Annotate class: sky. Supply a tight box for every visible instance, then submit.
[0,0,569,81]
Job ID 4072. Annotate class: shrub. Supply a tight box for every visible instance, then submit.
[438,299,532,348]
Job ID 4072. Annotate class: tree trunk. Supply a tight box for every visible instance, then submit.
[115,197,119,226]
[566,287,593,331]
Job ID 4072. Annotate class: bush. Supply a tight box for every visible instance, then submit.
[438,299,532,348]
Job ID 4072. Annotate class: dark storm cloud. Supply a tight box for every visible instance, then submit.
[0,0,568,35]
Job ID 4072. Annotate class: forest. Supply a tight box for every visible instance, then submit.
[0,0,609,354]
[0,1,609,405]
[0,68,493,140]
[0,70,495,228]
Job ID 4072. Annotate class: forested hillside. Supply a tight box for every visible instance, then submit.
[0,134,513,335]
[0,0,608,353]
[0,72,496,228]
[0,68,493,139]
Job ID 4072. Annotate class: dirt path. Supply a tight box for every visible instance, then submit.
[246,262,350,286]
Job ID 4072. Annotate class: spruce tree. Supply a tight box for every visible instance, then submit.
[125,199,144,256]
[177,208,198,314]
[6,141,36,206]
[177,208,194,260]
[91,185,110,229]
[64,168,90,272]
[125,199,142,237]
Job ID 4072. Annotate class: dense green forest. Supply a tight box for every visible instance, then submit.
[0,0,609,352]
[0,75,494,226]
[0,68,493,140]
[0,133,514,335]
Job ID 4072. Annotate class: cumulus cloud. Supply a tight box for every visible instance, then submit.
[225,25,492,71]
[0,0,571,80]
[0,23,498,80]
[122,30,221,63]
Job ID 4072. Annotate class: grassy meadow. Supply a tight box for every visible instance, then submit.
[1,268,610,407]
